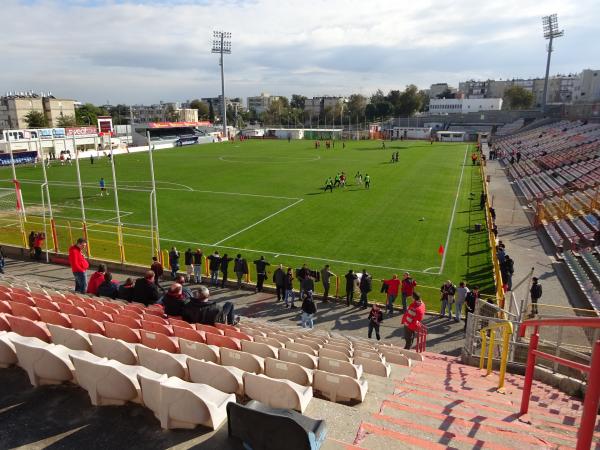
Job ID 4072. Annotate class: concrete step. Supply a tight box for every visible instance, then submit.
[354,421,449,450]
[321,438,367,450]
[380,398,579,448]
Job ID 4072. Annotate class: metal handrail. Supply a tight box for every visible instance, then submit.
[519,317,600,450]
[479,321,513,392]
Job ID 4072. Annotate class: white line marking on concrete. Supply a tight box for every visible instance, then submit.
[438,144,470,275]
[212,198,304,246]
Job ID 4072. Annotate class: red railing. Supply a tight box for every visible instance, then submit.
[416,323,428,353]
[519,317,600,450]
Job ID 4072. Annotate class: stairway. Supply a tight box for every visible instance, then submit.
[351,352,600,450]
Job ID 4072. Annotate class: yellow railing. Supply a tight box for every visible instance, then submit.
[479,321,513,393]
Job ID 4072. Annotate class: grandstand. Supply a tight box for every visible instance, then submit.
[0,270,599,449]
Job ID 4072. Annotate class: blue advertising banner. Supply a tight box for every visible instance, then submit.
[0,151,38,166]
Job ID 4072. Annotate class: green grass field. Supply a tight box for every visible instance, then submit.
[0,139,494,305]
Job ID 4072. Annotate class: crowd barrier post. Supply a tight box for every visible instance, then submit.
[67,221,74,246]
[82,222,91,258]
[50,218,59,253]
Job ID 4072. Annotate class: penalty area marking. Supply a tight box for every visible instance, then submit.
[218,155,321,164]
[438,144,470,275]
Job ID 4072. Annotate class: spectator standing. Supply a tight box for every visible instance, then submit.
[497,246,506,264]
[220,253,233,288]
[530,277,542,316]
[464,286,479,331]
[297,264,311,299]
[272,264,286,302]
[133,271,160,306]
[69,238,89,293]
[440,280,456,319]
[33,232,45,260]
[320,264,335,303]
[480,192,486,210]
[184,248,194,282]
[301,292,317,328]
[118,278,134,302]
[192,249,203,284]
[454,281,469,323]
[87,264,107,295]
[150,256,164,286]
[97,272,119,299]
[301,274,315,299]
[162,283,186,317]
[345,270,357,306]
[168,247,180,279]
[28,231,36,258]
[359,269,372,308]
[0,246,4,274]
[367,303,383,340]
[207,251,221,287]
[501,255,514,291]
[234,254,248,289]
[402,293,426,350]
[284,267,296,308]
[254,256,270,293]
[383,274,400,315]
[401,273,417,312]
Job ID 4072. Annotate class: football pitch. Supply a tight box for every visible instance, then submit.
[0,139,494,305]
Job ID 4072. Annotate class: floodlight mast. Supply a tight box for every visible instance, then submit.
[541,14,564,114]
[212,31,232,139]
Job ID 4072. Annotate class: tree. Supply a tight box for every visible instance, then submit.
[189,99,209,119]
[164,104,178,121]
[436,88,455,99]
[503,85,534,110]
[24,110,48,128]
[395,85,422,116]
[376,101,393,119]
[365,103,378,121]
[76,103,108,126]
[208,101,216,123]
[56,115,77,127]
[346,94,367,121]
[417,90,430,112]
[290,94,307,110]
[109,104,130,124]
[370,89,385,105]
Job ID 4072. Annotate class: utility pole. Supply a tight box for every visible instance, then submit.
[541,14,564,114]
[212,31,232,139]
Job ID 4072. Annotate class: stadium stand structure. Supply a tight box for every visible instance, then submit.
[0,273,599,449]
[496,120,600,311]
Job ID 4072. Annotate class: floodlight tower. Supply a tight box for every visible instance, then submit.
[541,14,564,113]
[212,31,232,139]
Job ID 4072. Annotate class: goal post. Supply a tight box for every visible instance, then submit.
[0,185,27,248]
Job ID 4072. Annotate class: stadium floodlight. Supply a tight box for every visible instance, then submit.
[211,30,232,139]
[540,14,564,113]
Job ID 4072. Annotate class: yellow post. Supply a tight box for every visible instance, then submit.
[497,326,512,392]
[119,225,126,263]
[82,222,91,258]
[68,221,74,246]
[162,249,169,268]
[486,329,495,375]
[479,330,487,370]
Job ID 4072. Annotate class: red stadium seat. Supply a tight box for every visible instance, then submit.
[143,308,165,318]
[140,330,179,353]
[84,307,113,323]
[113,315,142,329]
[95,304,119,315]
[195,324,224,336]
[214,323,239,332]
[98,301,121,312]
[0,291,11,301]
[34,297,60,312]
[6,314,51,342]
[224,329,253,342]
[172,326,205,343]
[10,293,36,307]
[168,318,193,329]
[142,314,169,325]
[104,321,141,343]
[0,300,12,314]
[206,332,241,351]
[123,304,145,314]
[120,309,142,320]
[8,302,41,321]
[0,313,10,331]
[69,315,105,335]
[38,308,72,328]
[58,303,86,317]
[141,320,173,336]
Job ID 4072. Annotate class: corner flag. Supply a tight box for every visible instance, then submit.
[438,245,444,256]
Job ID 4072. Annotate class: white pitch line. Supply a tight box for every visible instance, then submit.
[212,198,304,246]
[85,212,134,229]
[438,144,470,275]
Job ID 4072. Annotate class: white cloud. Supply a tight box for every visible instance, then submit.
[0,0,597,103]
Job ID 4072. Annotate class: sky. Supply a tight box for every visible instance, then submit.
[1,0,598,105]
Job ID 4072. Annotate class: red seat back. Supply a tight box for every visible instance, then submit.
[120,309,142,320]
[168,318,193,329]
[143,308,164,318]
[206,332,241,350]
[84,307,113,323]
[142,314,169,325]
[95,304,119,315]
[58,303,86,317]
[69,315,105,335]
[0,291,11,301]
[6,314,51,342]
[98,301,121,312]
[0,300,11,314]
[104,321,141,343]
[224,329,253,342]
[38,308,72,328]
[0,313,10,331]
[214,322,239,332]
[172,326,205,343]
[10,293,36,307]
[141,320,173,336]
[140,330,179,353]
[195,324,224,335]
[114,315,142,329]
[34,297,60,312]
[9,302,41,321]
[123,304,145,314]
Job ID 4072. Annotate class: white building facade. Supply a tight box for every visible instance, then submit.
[428,98,503,114]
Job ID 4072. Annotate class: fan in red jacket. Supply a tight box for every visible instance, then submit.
[401,273,417,312]
[401,293,425,350]
[68,238,89,293]
[87,264,107,295]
